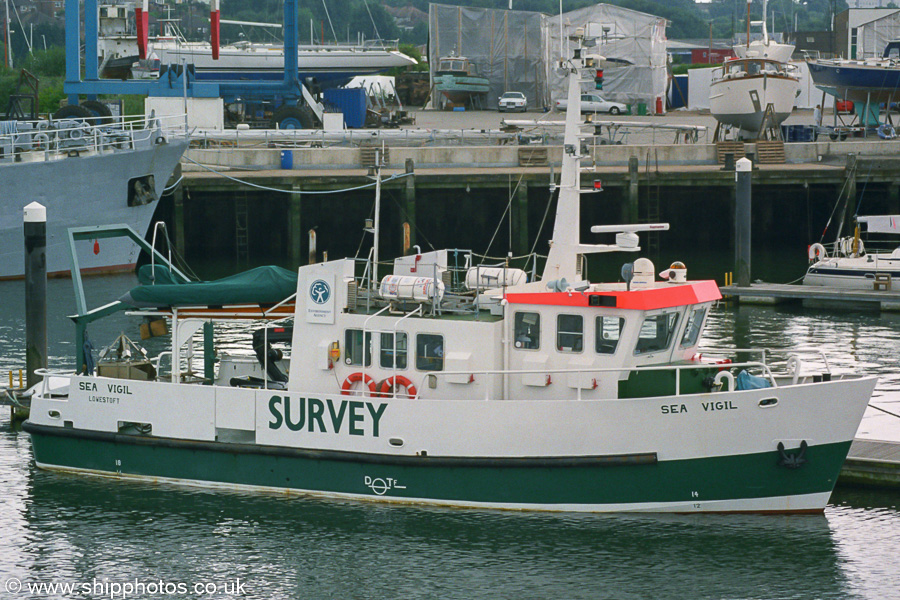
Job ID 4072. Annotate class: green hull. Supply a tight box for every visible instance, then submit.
[25,423,849,512]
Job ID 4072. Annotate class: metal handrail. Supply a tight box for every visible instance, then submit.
[1,113,189,163]
[337,359,788,400]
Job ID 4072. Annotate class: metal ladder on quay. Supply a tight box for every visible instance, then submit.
[235,193,249,267]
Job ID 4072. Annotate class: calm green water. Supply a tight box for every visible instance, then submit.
[1,274,899,599]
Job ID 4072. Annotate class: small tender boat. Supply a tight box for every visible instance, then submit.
[433,55,490,108]
[23,31,876,513]
[804,216,900,289]
[709,0,799,139]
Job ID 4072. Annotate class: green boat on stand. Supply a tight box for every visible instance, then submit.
[433,55,490,109]
[24,30,876,513]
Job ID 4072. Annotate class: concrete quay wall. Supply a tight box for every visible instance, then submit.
[183,140,900,172]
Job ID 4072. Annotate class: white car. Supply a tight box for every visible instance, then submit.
[555,93,627,115]
[498,91,528,112]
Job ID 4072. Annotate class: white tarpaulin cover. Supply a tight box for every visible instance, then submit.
[543,5,668,109]
[854,12,900,59]
[429,4,545,108]
[428,3,667,111]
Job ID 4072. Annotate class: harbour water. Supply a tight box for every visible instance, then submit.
[1,270,899,598]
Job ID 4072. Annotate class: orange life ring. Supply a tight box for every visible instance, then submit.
[341,372,377,396]
[377,375,418,399]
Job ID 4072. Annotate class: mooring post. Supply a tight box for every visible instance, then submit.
[173,185,186,257]
[24,202,48,389]
[203,321,215,384]
[515,181,529,256]
[734,157,752,288]
[845,153,858,227]
[626,155,640,223]
[404,158,417,253]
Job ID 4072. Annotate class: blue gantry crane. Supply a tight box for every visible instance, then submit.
[60,0,322,128]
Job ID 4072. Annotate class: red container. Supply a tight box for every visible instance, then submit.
[836,100,854,114]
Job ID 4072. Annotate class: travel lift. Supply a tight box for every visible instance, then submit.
[60,0,323,128]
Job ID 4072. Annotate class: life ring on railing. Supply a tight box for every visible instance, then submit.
[808,243,827,261]
[877,123,896,140]
[341,372,377,396]
[33,132,51,150]
[377,375,418,399]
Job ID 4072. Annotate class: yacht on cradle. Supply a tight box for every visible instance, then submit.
[804,216,900,289]
[0,114,188,280]
[808,40,900,124]
[709,0,800,139]
[433,55,490,109]
[22,31,876,513]
[97,4,417,90]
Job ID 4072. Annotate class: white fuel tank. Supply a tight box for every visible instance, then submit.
[464,267,527,290]
[379,275,445,303]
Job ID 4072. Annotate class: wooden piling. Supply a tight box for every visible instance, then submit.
[290,183,303,266]
[514,180,529,256]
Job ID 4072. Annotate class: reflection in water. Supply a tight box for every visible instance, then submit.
[9,467,875,600]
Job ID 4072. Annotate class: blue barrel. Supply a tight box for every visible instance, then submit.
[280,150,293,170]
[796,126,814,142]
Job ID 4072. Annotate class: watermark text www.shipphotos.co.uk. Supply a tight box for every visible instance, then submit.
[3,576,247,599]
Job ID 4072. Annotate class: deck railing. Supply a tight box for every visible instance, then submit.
[0,113,189,164]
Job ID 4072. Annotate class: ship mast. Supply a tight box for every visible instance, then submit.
[541,33,586,283]
[541,29,668,283]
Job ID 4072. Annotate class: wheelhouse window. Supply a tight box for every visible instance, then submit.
[634,313,679,355]
[595,316,625,355]
[380,332,408,369]
[557,314,583,353]
[680,307,707,349]
[416,334,444,371]
[514,312,540,350]
[345,329,372,367]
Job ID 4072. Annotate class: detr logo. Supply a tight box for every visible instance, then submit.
[309,279,330,304]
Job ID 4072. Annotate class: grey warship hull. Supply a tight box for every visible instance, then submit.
[0,124,188,280]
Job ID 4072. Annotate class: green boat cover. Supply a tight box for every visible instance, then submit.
[121,265,298,307]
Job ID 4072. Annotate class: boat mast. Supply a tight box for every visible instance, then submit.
[373,156,382,290]
[541,31,587,283]
[746,0,751,51]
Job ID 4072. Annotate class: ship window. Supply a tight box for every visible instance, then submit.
[514,312,540,350]
[595,316,625,355]
[634,313,679,355]
[557,314,583,353]
[416,334,444,371]
[380,332,408,369]
[680,307,707,348]
[345,329,372,367]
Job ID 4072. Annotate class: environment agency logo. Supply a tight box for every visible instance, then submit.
[309,279,331,304]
